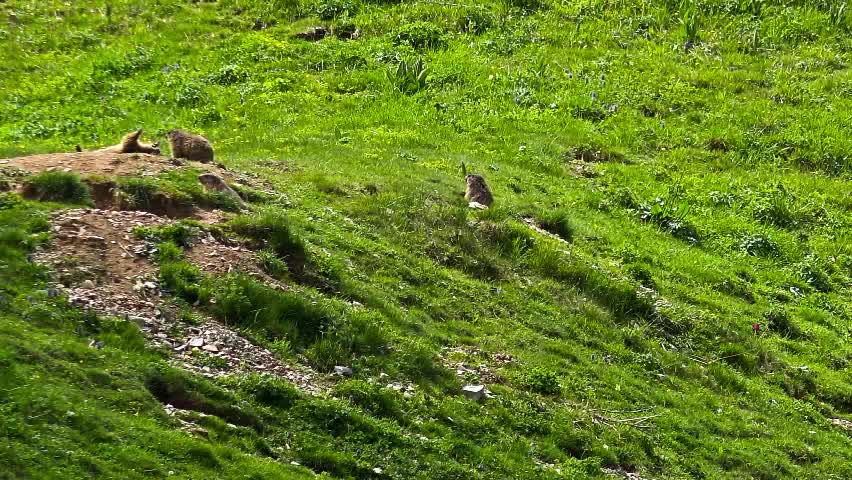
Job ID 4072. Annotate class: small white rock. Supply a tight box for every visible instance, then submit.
[80,279,96,289]
[462,384,486,401]
[333,366,353,376]
[189,337,204,347]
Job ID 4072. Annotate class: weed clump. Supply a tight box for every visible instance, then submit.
[752,187,799,229]
[506,0,546,13]
[568,144,625,163]
[231,373,301,409]
[306,335,349,372]
[394,22,446,50]
[765,308,803,339]
[133,221,200,247]
[518,367,561,395]
[21,171,91,204]
[144,362,259,427]
[212,274,330,342]
[457,11,494,35]
[536,209,575,242]
[314,0,357,20]
[333,380,402,419]
[229,211,306,268]
[257,249,289,276]
[638,197,700,244]
[799,261,832,293]
[740,233,780,257]
[159,261,210,303]
[155,241,183,263]
[388,57,430,95]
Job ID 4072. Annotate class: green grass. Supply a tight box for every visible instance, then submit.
[21,171,92,205]
[2,0,852,478]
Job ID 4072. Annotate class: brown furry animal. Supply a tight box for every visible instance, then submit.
[464,174,493,207]
[99,129,160,154]
[167,129,214,163]
[198,173,245,209]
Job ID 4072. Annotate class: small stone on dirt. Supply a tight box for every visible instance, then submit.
[202,344,219,353]
[80,279,96,289]
[462,384,486,401]
[189,337,204,347]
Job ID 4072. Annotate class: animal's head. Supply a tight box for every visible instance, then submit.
[465,174,484,187]
[150,142,161,155]
[197,173,221,188]
[166,129,180,140]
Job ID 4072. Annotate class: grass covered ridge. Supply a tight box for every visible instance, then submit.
[2,0,852,479]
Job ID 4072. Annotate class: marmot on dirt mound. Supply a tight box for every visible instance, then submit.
[98,129,160,154]
[197,172,245,209]
[464,173,493,207]
[167,129,214,163]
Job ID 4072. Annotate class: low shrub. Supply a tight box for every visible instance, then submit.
[519,367,561,395]
[333,380,402,419]
[752,187,800,229]
[229,211,306,267]
[637,197,700,244]
[394,22,446,50]
[233,373,301,409]
[211,274,332,342]
[144,362,259,427]
[154,241,183,263]
[306,335,349,372]
[133,221,200,247]
[314,0,357,19]
[537,209,575,242]
[257,249,288,276]
[21,171,91,204]
[740,233,780,257]
[159,261,210,303]
[765,308,803,339]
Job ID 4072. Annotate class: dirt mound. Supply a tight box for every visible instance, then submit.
[34,208,322,394]
[0,151,229,178]
[85,179,200,219]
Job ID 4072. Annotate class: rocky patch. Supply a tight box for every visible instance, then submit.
[34,208,324,394]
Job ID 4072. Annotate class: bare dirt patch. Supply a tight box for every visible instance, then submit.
[33,208,323,394]
[0,151,229,178]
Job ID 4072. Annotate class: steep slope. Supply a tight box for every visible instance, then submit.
[1,1,851,479]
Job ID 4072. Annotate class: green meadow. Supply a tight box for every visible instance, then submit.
[1,0,851,478]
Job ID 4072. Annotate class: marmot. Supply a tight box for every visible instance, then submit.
[464,173,493,207]
[198,173,245,209]
[98,129,160,154]
[167,129,214,163]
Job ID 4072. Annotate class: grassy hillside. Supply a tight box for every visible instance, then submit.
[1,0,852,478]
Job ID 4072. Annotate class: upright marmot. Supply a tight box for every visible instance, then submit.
[198,173,245,209]
[464,174,493,207]
[98,129,160,154]
[167,129,214,163]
